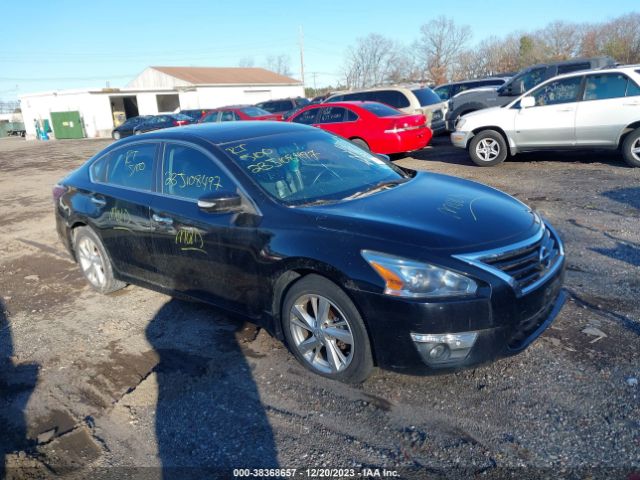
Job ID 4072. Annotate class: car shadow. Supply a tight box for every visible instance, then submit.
[602,187,640,211]
[0,299,39,477]
[145,298,279,478]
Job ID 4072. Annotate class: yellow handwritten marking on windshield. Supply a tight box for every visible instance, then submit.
[175,228,206,254]
[124,150,145,176]
[247,150,320,174]
[108,207,132,224]
[225,144,247,155]
[165,172,222,191]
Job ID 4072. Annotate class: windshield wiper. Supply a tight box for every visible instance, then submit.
[343,178,408,201]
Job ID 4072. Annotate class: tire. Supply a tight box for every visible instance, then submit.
[622,127,640,167]
[350,138,370,152]
[468,129,508,167]
[112,131,121,140]
[73,226,126,294]
[282,274,373,383]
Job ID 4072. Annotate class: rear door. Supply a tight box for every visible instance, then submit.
[88,141,161,282]
[575,72,640,146]
[513,76,583,147]
[314,106,358,138]
[149,141,264,315]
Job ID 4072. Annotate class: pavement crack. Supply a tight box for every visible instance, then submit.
[565,288,640,336]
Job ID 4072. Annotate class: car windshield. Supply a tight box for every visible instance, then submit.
[359,102,402,117]
[411,88,442,106]
[241,107,272,117]
[220,130,407,206]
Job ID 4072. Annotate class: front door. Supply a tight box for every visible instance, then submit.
[149,141,264,316]
[513,76,583,148]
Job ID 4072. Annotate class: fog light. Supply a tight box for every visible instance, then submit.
[428,343,449,360]
[411,332,478,366]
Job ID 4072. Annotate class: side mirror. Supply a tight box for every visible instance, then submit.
[520,96,535,109]
[197,192,243,214]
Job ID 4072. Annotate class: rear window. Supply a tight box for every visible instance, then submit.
[241,107,271,117]
[172,114,192,121]
[360,102,402,117]
[411,88,442,106]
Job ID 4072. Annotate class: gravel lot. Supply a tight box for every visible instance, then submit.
[0,135,639,479]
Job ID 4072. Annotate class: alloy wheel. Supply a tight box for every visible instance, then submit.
[289,294,354,374]
[631,137,640,162]
[77,237,107,288]
[475,138,500,161]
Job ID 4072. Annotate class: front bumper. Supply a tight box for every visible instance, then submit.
[348,256,566,375]
[450,130,472,149]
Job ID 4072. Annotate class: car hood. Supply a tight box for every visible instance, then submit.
[303,172,540,252]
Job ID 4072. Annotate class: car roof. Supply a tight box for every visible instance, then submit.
[435,77,510,88]
[536,65,640,83]
[116,121,314,146]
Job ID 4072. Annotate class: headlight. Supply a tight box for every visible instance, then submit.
[432,110,443,121]
[455,118,466,130]
[361,250,477,298]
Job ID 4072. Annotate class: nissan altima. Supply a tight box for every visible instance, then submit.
[54,122,566,383]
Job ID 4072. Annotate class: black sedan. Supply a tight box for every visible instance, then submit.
[111,115,152,140]
[131,113,192,135]
[53,122,565,383]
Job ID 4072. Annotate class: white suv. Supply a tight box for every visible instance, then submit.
[450,66,640,167]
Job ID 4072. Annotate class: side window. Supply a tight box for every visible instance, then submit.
[341,92,366,102]
[557,62,591,75]
[584,74,629,101]
[329,95,344,102]
[220,111,236,122]
[433,86,449,100]
[345,109,358,121]
[531,76,583,106]
[291,108,319,125]
[202,112,219,123]
[366,90,410,109]
[91,143,157,191]
[626,78,640,97]
[162,144,231,200]
[317,107,347,123]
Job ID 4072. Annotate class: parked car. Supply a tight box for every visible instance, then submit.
[111,116,152,140]
[451,66,640,167]
[131,114,193,135]
[179,109,210,122]
[53,121,566,383]
[256,97,310,116]
[445,57,616,131]
[326,87,446,135]
[200,106,282,123]
[433,77,511,101]
[288,101,432,155]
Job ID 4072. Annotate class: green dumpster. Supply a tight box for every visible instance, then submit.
[50,111,85,139]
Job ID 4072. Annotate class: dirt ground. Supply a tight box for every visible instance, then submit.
[0,135,638,480]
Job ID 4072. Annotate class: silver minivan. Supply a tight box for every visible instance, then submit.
[451,66,640,167]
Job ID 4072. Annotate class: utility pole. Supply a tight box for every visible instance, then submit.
[299,25,305,87]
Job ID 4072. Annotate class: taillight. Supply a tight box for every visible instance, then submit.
[52,184,67,203]
[173,120,188,126]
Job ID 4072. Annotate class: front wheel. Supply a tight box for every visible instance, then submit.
[74,226,126,294]
[468,130,508,166]
[282,274,373,383]
[622,127,640,167]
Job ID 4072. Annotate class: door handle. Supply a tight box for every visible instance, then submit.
[556,108,574,112]
[152,213,174,225]
[90,197,106,207]
[623,103,640,106]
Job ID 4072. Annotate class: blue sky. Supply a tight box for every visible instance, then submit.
[1,0,635,99]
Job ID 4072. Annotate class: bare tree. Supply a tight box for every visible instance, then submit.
[416,16,471,84]
[600,13,640,64]
[342,34,403,88]
[265,54,292,77]
[238,57,255,68]
[538,21,581,59]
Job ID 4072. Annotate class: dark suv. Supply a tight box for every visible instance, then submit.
[256,97,310,116]
[445,57,616,131]
[433,77,511,101]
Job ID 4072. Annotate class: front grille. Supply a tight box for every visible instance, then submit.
[454,223,564,296]
[480,227,560,292]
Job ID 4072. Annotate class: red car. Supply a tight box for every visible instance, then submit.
[287,101,432,154]
[199,105,283,123]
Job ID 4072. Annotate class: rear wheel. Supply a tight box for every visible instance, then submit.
[350,138,370,152]
[622,127,640,167]
[282,274,373,383]
[468,130,508,167]
[74,226,126,294]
